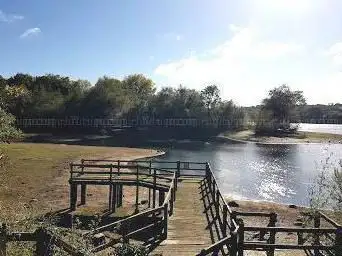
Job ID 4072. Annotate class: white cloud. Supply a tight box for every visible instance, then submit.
[154,25,305,105]
[326,42,342,66]
[0,10,24,23]
[20,27,41,38]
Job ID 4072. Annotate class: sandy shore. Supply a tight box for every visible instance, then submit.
[223,130,342,144]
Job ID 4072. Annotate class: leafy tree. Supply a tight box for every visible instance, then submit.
[81,77,131,117]
[262,84,306,123]
[0,85,24,142]
[200,85,221,119]
[122,74,156,118]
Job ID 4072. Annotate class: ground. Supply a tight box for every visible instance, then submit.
[0,143,162,223]
[223,129,342,144]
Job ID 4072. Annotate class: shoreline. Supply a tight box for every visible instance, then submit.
[221,130,342,145]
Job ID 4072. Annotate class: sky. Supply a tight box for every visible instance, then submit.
[1,0,342,106]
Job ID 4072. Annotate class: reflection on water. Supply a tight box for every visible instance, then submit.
[153,141,342,206]
[27,132,342,206]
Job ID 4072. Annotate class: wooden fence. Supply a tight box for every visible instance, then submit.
[197,163,342,256]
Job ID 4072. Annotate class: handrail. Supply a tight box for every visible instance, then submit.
[197,236,232,256]
[206,163,238,231]
[84,206,164,236]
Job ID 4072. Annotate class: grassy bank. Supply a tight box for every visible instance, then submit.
[224,129,342,144]
[0,143,161,222]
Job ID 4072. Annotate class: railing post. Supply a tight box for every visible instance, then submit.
[69,183,77,211]
[0,223,7,256]
[215,190,220,219]
[314,211,320,256]
[109,164,113,181]
[176,161,181,178]
[170,188,174,216]
[35,228,53,256]
[335,225,342,256]
[212,180,216,203]
[148,161,152,207]
[135,165,139,213]
[153,168,156,208]
[163,203,168,240]
[81,159,84,174]
[117,160,121,176]
[173,178,176,201]
[267,212,277,256]
[80,184,86,205]
[237,219,244,256]
[109,184,113,212]
[122,222,130,244]
[222,205,228,237]
[159,191,165,207]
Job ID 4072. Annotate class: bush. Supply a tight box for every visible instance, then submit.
[111,244,148,256]
[309,155,342,211]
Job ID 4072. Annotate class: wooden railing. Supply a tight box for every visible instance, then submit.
[70,160,205,254]
[0,225,85,256]
[197,163,342,256]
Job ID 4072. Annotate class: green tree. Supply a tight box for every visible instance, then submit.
[200,85,221,119]
[262,84,306,123]
[122,74,156,118]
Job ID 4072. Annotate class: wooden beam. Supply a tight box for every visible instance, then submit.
[80,184,86,205]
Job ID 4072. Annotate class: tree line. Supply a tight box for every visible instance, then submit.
[0,73,245,121]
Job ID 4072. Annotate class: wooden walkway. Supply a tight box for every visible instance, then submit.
[153,180,212,255]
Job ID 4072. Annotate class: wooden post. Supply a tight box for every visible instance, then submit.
[81,159,84,174]
[109,184,113,212]
[298,231,304,245]
[148,161,152,208]
[153,168,156,208]
[215,190,220,218]
[159,191,165,206]
[112,184,117,213]
[135,165,139,213]
[80,184,86,205]
[176,161,181,178]
[237,219,245,256]
[35,228,53,256]
[163,203,168,240]
[212,180,216,201]
[335,226,342,256]
[222,205,228,237]
[173,179,176,202]
[117,184,123,207]
[169,188,174,216]
[109,164,113,181]
[117,160,120,176]
[267,212,277,256]
[122,222,129,244]
[69,183,77,211]
[0,223,7,256]
[314,212,321,256]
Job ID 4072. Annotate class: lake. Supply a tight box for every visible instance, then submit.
[151,141,342,206]
[29,123,342,206]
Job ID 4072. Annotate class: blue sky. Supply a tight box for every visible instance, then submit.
[1,0,342,106]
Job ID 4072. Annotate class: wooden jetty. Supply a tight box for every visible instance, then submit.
[1,160,342,255]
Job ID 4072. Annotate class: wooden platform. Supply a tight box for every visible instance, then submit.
[153,180,212,255]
